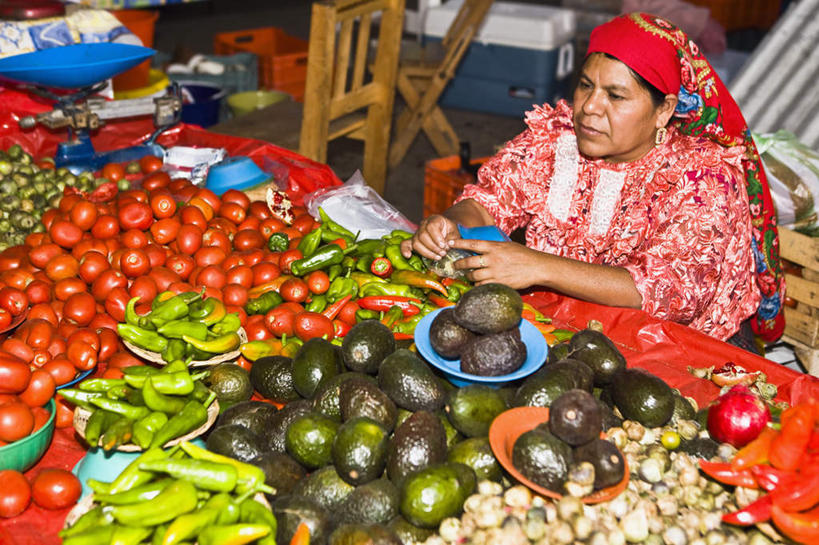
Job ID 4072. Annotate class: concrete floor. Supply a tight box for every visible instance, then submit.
[152,0,528,224]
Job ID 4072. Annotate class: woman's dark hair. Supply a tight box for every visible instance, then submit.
[575,52,668,108]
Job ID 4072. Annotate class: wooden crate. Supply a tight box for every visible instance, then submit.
[778,227,819,375]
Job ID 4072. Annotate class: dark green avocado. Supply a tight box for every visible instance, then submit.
[445,384,508,438]
[332,416,390,486]
[459,327,527,376]
[512,428,572,493]
[292,465,355,512]
[567,329,627,387]
[548,389,602,446]
[573,438,625,490]
[452,282,523,334]
[378,349,446,412]
[292,338,343,399]
[429,308,475,359]
[334,478,401,526]
[339,377,397,432]
[342,320,396,374]
[206,423,265,463]
[273,495,331,545]
[386,410,448,486]
[266,398,313,453]
[249,355,300,403]
[611,368,675,428]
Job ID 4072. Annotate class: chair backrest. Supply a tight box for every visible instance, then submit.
[299,0,405,194]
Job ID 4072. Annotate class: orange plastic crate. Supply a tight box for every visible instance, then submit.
[214,27,308,100]
[424,155,489,218]
[687,0,781,31]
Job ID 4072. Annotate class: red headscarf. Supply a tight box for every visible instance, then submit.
[587,12,785,341]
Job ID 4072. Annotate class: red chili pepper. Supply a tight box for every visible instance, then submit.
[771,468,819,512]
[370,256,394,278]
[771,504,819,544]
[751,464,795,492]
[333,319,351,338]
[771,405,814,471]
[722,494,772,526]
[427,293,455,307]
[322,294,352,321]
[330,237,348,250]
[808,428,819,452]
[698,460,758,488]
[357,295,421,316]
[380,306,404,328]
[393,332,414,340]
[390,269,448,296]
[732,426,779,470]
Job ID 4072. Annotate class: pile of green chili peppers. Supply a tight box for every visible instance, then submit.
[61,360,217,451]
[60,442,276,545]
[117,291,243,362]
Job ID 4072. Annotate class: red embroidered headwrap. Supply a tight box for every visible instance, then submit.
[587,13,785,341]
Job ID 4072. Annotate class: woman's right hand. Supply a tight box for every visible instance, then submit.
[401,214,460,260]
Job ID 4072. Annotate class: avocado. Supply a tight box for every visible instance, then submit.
[459,327,527,376]
[206,363,253,409]
[378,349,446,412]
[546,341,571,364]
[329,523,402,545]
[313,372,377,421]
[273,495,331,545]
[567,329,627,387]
[452,282,523,334]
[545,358,595,392]
[250,355,301,403]
[206,423,265,463]
[293,338,343,399]
[428,308,475,359]
[447,437,502,482]
[335,478,400,526]
[573,438,625,490]
[399,462,475,529]
[266,398,313,453]
[513,364,579,407]
[548,389,602,446]
[333,417,390,485]
[293,465,355,511]
[445,384,508,438]
[249,451,306,498]
[386,410,448,486]
[611,368,675,428]
[512,428,572,493]
[395,409,412,430]
[678,437,720,460]
[437,411,463,450]
[387,516,435,545]
[595,396,623,431]
[285,411,340,469]
[342,320,396,374]
[671,394,697,423]
[339,377,398,432]
[215,400,278,436]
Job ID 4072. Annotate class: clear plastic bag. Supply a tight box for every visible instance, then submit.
[303,170,417,239]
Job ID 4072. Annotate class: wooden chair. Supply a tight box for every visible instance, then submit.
[210,0,405,195]
[388,0,493,168]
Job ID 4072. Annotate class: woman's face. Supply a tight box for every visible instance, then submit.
[572,54,673,163]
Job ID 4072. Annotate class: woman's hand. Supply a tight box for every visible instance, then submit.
[450,239,544,290]
[401,214,460,260]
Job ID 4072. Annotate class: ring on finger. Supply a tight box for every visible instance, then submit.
[479,255,486,268]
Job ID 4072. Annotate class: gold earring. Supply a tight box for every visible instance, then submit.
[655,127,668,146]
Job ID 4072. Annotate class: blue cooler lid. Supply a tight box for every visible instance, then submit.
[205,156,270,196]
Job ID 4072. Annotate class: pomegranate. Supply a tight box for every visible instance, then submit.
[707,385,771,447]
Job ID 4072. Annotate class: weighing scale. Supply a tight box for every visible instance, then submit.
[0,43,183,172]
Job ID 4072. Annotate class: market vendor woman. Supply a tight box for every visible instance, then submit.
[403,13,785,350]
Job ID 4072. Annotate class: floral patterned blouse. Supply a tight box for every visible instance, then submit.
[456,100,760,341]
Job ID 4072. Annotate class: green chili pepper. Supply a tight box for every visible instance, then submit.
[297,226,323,258]
[356,255,374,273]
[126,370,195,395]
[110,479,199,527]
[390,229,414,240]
[158,319,209,341]
[148,295,192,327]
[267,231,289,253]
[211,312,241,336]
[320,228,352,244]
[381,306,404,328]
[206,493,241,525]
[108,447,170,494]
[390,269,449,296]
[109,524,153,545]
[445,279,471,302]
[183,332,241,354]
[118,323,169,353]
[151,524,170,545]
[355,309,380,322]
[289,243,345,276]
[350,271,387,287]
[244,291,283,315]
[359,282,414,298]
[318,206,355,238]
[393,313,425,335]
[100,416,134,451]
[197,524,271,545]
[187,299,209,320]
[353,239,386,257]
[179,441,272,495]
[89,397,150,421]
[152,291,176,310]
[59,388,104,410]
[149,400,208,448]
[408,254,425,271]
[61,526,115,545]
[341,255,356,271]
[162,338,187,363]
[239,498,277,545]
[86,478,112,495]
[78,378,127,393]
[125,296,143,327]
[105,385,133,400]
[161,359,189,374]
[162,506,219,545]
[326,276,358,302]
[199,298,227,326]
[122,365,160,376]
[143,378,187,415]
[327,263,343,281]
[305,294,327,313]
[552,328,575,342]
[385,244,413,271]
[190,381,214,404]
[84,407,116,447]
[139,459,238,492]
[59,505,112,539]
[94,477,174,505]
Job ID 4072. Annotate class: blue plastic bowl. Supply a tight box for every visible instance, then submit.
[0,399,55,472]
[56,367,95,390]
[415,308,548,387]
[205,156,271,196]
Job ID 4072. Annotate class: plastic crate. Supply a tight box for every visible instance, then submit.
[424,155,489,217]
[686,0,781,31]
[214,27,308,100]
[153,52,259,96]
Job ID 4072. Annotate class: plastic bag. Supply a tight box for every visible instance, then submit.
[304,170,417,239]
[755,131,819,234]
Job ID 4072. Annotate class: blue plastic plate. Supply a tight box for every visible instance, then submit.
[415,308,548,387]
[205,156,270,196]
[0,43,155,89]
[457,224,511,243]
[56,367,95,390]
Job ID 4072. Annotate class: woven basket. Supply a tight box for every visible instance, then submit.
[73,399,219,452]
[123,328,248,368]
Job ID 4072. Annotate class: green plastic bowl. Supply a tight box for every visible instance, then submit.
[227,90,290,117]
[0,399,55,472]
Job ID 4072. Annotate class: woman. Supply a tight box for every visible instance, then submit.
[403,13,784,346]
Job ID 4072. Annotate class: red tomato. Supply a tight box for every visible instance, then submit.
[279,278,309,303]
[63,292,96,326]
[195,188,221,214]
[293,312,335,342]
[148,267,180,292]
[97,327,120,362]
[265,306,296,337]
[120,228,149,249]
[0,402,34,442]
[71,239,107,261]
[292,213,317,235]
[31,469,81,510]
[54,395,73,429]
[102,368,124,379]
[67,340,97,372]
[139,154,163,174]
[41,208,60,231]
[222,284,248,308]
[337,300,360,325]
[28,303,58,327]
[236,216,260,232]
[194,247,227,268]
[251,262,281,286]
[0,470,31,518]
[78,251,109,285]
[180,206,207,231]
[107,352,143,370]
[143,244,167,268]
[118,201,153,231]
[167,281,194,295]
[119,189,148,204]
[249,200,272,220]
[142,170,171,191]
[91,214,120,239]
[28,244,63,270]
[176,224,203,255]
[19,370,55,408]
[232,229,265,251]
[49,220,83,249]
[208,217,239,238]
[279,249,303,274]
[226,265,253,289]
[166,254,195,281]
[241,249,265,267]
[129,275,158,304]
[53,277,86,302]
[42,359,76,387]
[45,254,79,282]
[221,189,251,210]
[0,286,27,316]
[91,270,127,302]
[188,197,214,221]
[67,329,100,353]
[306,270,330,295]
[202,228,231,253]
[25,280,51,305]
[244,316,272,341]
[101,162,126,182]
[195,265,226,290]
[150,217,180,245]
[219,202,246,225]
[69,200,98,232]
[0,309,10,330]
[0,354,31,394]
[149,191,176,219]
[2,338,32,363]
[120,248,150,278]
[103,287,130,323]
[58,194,81,214]
[23,319,54,350]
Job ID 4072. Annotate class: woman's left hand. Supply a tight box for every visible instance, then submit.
[450,239,543,290]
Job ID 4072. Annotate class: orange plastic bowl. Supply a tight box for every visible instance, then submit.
[488,406,629,504]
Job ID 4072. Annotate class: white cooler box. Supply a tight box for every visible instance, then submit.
[423,0,577,117]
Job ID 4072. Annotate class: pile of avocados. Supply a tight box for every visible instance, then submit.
[429,283,528,376]
[205,319,510,544]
